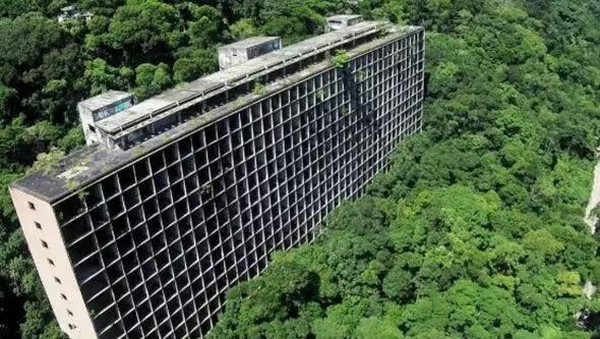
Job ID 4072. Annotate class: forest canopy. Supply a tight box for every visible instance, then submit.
[209,1,600,338]
[0,0,599,338]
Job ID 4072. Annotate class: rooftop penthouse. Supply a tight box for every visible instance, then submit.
[217,36,282,70]
[91,20,390,150]
[77,91,134,145]
[15,21,423,205]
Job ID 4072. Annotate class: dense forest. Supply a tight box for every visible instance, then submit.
[0,0,599,338]
[210,1,600,338]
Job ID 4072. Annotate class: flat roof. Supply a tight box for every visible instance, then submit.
[95,21,384,135]
[12,25,424,204]
[327,14,363,21]
[220,36,280,50]
[78,90,133,112]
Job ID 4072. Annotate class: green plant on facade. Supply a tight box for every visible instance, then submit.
[253,82,267,95]
[332,50,351,69]
[315,89,325,102]
[63,177,88,201]
[65,179,78,192]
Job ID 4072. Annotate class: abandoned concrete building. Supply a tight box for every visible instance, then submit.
[10,19,425,339]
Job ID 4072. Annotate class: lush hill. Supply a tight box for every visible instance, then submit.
[0,0,599,338]
[209,1,600,338]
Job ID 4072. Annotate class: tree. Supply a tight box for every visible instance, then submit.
[229,18,259,40]
[186,5,226,49]
[134,63,172,100]
[99,0,182,65]
[173,49,217,83]
[213,1,600,337]
[258,0,330,43]
[355,317,403,339]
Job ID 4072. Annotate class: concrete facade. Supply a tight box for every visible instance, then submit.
[10,23,425,339]
[9,189,97,338]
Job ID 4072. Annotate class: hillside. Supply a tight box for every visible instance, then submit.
[0,0,599,338]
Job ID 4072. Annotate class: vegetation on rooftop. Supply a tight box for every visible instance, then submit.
[26,148,66,175]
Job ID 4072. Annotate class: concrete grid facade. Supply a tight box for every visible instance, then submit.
[11,25,424,339]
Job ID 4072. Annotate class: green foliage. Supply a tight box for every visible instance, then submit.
[258,0,331,43]
[104,0,181,61]
[229,18,259,40]
[252,82,267,96]
[172,49,217,83]
[57,126,85,153]
[211,1,600,338]
[332,50,351,69]
[134,63,172,100]
[315,89,325,101]
[26,148,65,175]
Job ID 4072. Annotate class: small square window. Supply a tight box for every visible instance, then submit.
[41,240,48,249]
[48,258,55,266]
[67,309,73,316]
[28,202,35,210]
[34,222,42,229]
[54,277,61,284]
[88,124,96,133]
[61,293,67,300]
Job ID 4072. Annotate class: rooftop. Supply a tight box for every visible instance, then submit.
[96,21,385,135]
[327,14,363,22]
[12,24,424,204]
[78,90,132,112]
[220,36,280,50]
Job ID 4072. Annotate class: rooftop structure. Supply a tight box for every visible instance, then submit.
[10,21,425,339]
[218,36,282,70]
[78,91,133,113]
[92,21,387,150]
[326,14,363,31]
[77,91,134,145]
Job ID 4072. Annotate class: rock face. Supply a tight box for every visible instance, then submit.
[584,280,597,300]
[584,162,600,233]
[582,161,600,302]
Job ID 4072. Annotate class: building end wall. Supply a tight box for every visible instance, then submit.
[77,103,97,146]
[10,188,97,339]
